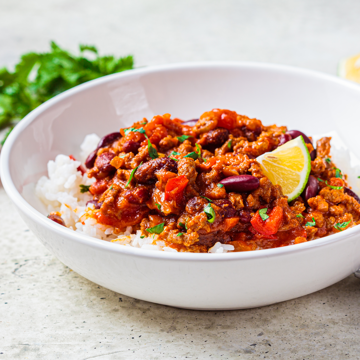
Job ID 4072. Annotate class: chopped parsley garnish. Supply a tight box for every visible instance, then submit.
[119,154,126,158]
[185,218,189,230]
[305,217,316,227]
[200,196,212,203]
[179,222,185,228]
[227,139,232,149]
[334,221,351,231]
[140,235,145,239]
[195,143,202,158]
[335,168,342,179]
[170,157,179,161]
[145,136,158,159]
[296,214,304,218]
[170,151,181,156]
[259,208,269,221]
[327,183,343,190]
[124,127,146,136]
[140,122,147,125]
[155,203,161,210]
[177,135,192,143]
[325,158,331,163]
[109,185,113,190]
[317,178,324,182]
[204,203,216,224]
[184,152,198,160]
[282,130,286,134]
[217,183,224,188]
[177,233,184,237]
[146,222,165,234]
[79,184,91,193]
[125,162,142,188]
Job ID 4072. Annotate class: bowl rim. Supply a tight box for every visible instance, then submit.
[2,60,360,262]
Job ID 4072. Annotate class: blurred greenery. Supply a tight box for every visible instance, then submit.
[0,41,134,144]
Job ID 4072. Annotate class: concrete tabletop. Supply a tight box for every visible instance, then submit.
[1,0,360,358]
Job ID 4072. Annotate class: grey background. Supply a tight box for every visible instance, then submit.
[1,0,360,359]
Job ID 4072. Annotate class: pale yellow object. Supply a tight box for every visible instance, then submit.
[256,136,311,202]
[338,53,360,83]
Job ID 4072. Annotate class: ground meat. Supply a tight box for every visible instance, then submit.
[178,158,197,184]
[316,137,331,158]
[200,128,229,150]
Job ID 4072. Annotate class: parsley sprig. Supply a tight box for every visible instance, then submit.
[334,221,351,231]
[0,41,133,143]
[125,162,142,188]
[259,208,269,221]
[146,222,165,234]
[79,184,91,193]
[305,217,316,227]
[204,203,216,223]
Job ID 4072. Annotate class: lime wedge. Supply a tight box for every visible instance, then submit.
[256,136,311,202]
[338,53,360,83]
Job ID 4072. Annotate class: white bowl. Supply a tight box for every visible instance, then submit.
[2,62,360,310]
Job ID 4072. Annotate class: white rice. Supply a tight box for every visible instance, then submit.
[35,133,234,253]
[36,131,360,254]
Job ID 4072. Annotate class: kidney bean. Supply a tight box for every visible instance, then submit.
[183,119,198,127]
[344,187,360,204]
[213,199,237,218]
[310,149,316,161]
[302,175,319,202]
[122,140,141,154]
[135,157,178,184]
[202,128,229,149]
[86,200,102,209]
[95,152,116,179]
[85,149,98,169]
[219,175,260,192]
[47,213,66,226]
[97,132,121,149]
[278,133,292,146]
[239,209,252,223]
[124,187,150,204]
[286,130,312,145]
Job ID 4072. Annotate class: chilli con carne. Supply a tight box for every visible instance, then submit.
[51,109,360,252]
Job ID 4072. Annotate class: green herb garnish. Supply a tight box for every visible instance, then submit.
[79,184,91,193]
[124,127,146,136]
[305,217,316,227]
[195,143,202,158]
[179,222,185,228]
[140,122,147,125]
[0,41,133,143]
[119,154,126,158]
[146,222,165,234]
[146,137,158,159]
[200,196,212,203]
[204,203,216,223]
[325,158,331,164]
[140,235,145,239]
[177,135,192,143]
[326,182,343,190]
[177,233,184,237]
[335,168,342,179]
[125,162,142,188]
[317,178,324,182]
[185,218,189,230]
[217,183,224,188]
[296,214,304,218]
[334,221,351,231]
[155,203,161,210]
[109,185,113,190]
[282,130,286,134]
[259,208,269,221]
[184,152,198,160]
[170,157,179,161]
[170,151,181,156]
[227,139,232,149]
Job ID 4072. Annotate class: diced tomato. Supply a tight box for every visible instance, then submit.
[90,179,109,195]
[165,175,189,203]
[250,206,284,236]
[69,155,86,175]
[213,109,237,130]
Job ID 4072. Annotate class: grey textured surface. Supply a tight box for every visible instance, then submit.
[1,0,360,359]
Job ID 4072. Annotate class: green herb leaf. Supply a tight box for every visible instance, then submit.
[146,138,158,159]
[217,183,224,188]
[125,162,142,188]
[177,232,184,237]
[317,178,324,182]
[335,168,342,179]
[170,157,178,161]
[296,214,304,218]
[184,152,198,160]
[325,158,331,163]
[146,222,165,234]
[259,208,269,221]
[227,139,232,149]
[334,220,351,231]
[170,151,181,156]
[185,218,188,230]
[195,143,202,158]
[0,42,133,143]
[140,235,145,239]
[79,184,91,193]
[155,203,161,210]
[119,154,126,158]
[326,181,343,190]
[140,122,147,125]
[124,127,146,136]
[177,135,192,143]
[109,185,113,190]
[204,203,216,223]
[179,222,185,228]
[305,217,316,227]
[200,196,212,203]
